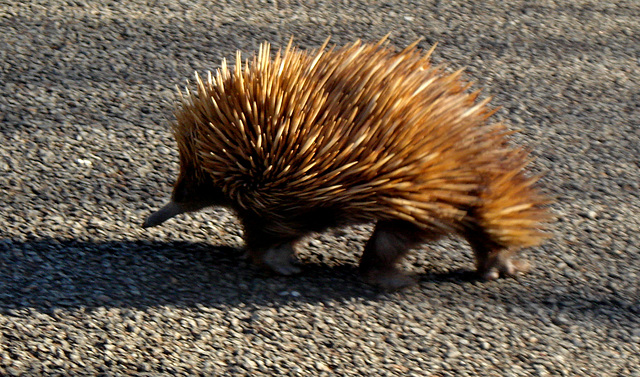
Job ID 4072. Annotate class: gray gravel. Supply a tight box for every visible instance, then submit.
[1,0,639,376]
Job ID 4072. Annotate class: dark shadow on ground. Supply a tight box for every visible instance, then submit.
[0,238,638,327]
[0,237,377,312]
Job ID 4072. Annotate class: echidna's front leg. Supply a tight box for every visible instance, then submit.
[359,220,424,291]
[259,243,301,276]
[244,242,301,276]
[463,224,531,280]
[243,223,302,275]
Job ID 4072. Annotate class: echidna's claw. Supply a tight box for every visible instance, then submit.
[478,251,531,280]
[261,244,301,276]
[361,268,417,291]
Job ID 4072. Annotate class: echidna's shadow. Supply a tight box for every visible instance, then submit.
[1,238,637,327]
[0,237,478,312]
[0,237,381,312]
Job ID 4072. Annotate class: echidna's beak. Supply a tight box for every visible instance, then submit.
[142,201,186,228]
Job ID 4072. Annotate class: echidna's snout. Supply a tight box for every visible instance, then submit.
[142,201,186,228]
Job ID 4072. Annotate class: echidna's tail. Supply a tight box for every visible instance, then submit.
[454,155,551,279]
[471,157,551,250]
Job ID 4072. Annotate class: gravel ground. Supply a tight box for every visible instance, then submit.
[1,0,639,376]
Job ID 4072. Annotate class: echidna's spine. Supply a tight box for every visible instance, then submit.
[171,37,549,248]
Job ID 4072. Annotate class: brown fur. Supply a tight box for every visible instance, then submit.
[144,38,551,290]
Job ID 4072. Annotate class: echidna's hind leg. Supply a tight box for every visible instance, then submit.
[462,222,530,280]
[359,220,425,291]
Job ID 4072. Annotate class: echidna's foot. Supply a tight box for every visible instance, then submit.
[260,244,301,276]
[477,250,531,280]
[359,220,423,291]
[361,267,417,291]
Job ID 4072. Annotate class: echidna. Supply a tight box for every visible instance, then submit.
[143,37,550,290]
